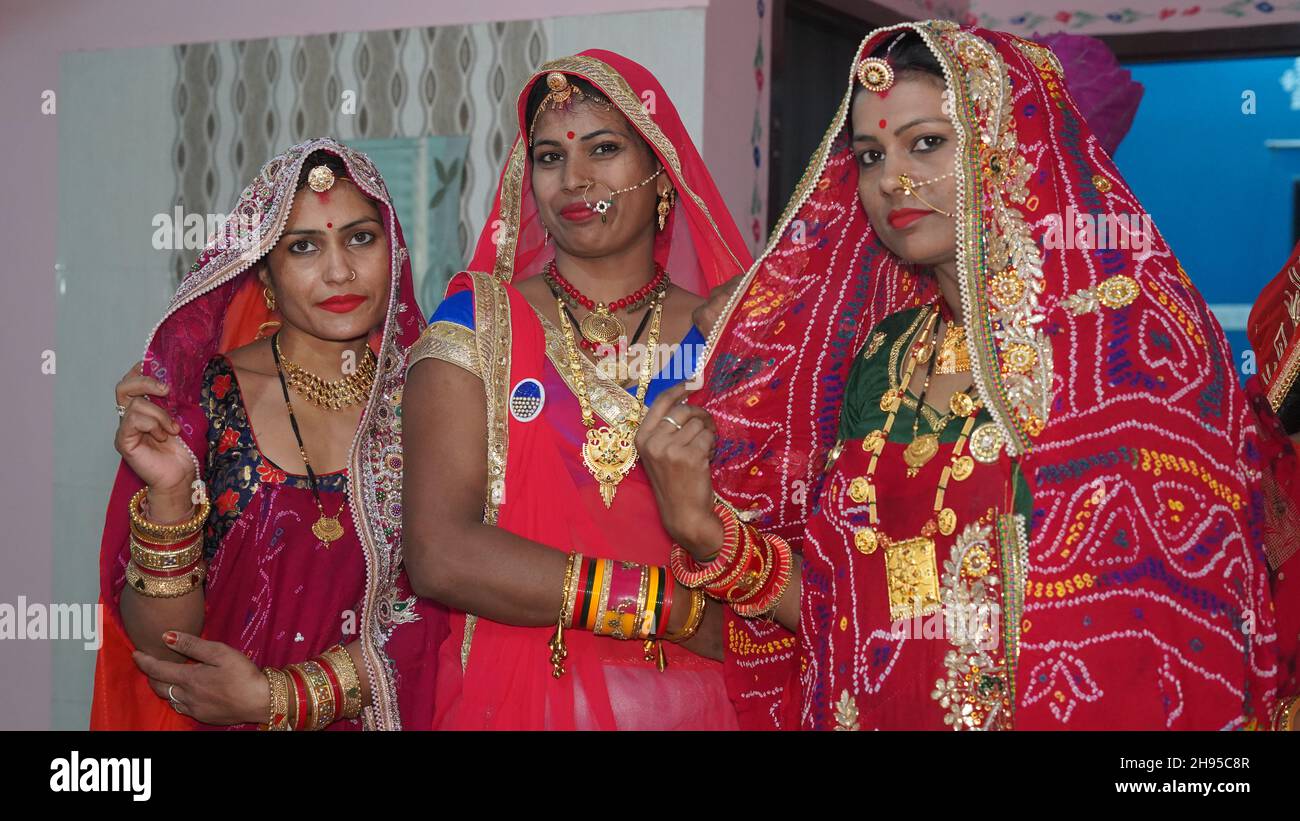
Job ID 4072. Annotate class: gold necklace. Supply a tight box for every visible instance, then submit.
[271,334,347,545]
[842,305,982,620]
[935,322,971,374]
[276,339,377,411]
[557,292,664,508]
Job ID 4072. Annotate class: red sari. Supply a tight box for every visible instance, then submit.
[1245,238,1300,718]
[92,138,447,731]
[407,50,752,729]
[694,21,1280,730]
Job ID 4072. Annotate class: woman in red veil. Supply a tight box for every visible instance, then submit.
[640,21,1283,730]
[401,50,751,729]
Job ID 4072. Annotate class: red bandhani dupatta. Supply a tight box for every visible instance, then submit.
[91,138,445,730]
[1246,239,1300,709]
[427,50,751,729]
[694,21,1278,729]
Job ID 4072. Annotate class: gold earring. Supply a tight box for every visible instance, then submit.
[657,189,674,231]
[263,286,276,312]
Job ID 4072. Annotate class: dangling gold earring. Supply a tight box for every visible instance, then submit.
[657,188,674,231]
[263,286,277,312]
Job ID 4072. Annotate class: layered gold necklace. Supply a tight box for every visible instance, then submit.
[845,305,982,620]
[277,342,377,410]
[556,291,665,508]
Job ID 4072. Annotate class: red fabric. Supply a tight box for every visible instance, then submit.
[92,139,445,730]
[429,50,750,729]
[1247,240,1300,414]
[695,22,1278,729]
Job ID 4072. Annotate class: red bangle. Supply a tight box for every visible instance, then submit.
[671,503,743,588]
[286,665,310,731]
[732,533,794,618]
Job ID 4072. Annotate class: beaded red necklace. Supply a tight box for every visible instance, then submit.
[544,261,670,350]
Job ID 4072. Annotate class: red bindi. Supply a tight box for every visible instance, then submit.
[566,131,575,140]
[879,119,887,129]
[326,222,333,229]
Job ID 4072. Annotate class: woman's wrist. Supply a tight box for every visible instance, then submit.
[672,508,725,561]
[145,483,198,523]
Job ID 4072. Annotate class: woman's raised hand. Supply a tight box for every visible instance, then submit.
[113,362,195,505]
[691,274,743,337]
[635,382,725,560]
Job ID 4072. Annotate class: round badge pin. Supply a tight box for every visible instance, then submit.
[509,378,546,423]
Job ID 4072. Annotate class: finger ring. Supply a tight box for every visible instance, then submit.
[662,415,683,431]
[116,404,127,418]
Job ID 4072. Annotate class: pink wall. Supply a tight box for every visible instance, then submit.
[0,0,705,729]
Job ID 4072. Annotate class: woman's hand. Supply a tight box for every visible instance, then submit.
[132,631,270,726]
[114,362,195,515]
[692,274,743,337]
[636,382,724,560]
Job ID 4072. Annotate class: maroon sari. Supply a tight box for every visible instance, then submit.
[92,138,446,730]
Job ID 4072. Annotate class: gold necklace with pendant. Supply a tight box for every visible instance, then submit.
[556,290,664,508]
[272,334,348,545]
[841,305,983,620]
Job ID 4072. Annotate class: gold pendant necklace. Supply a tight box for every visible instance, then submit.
[840,305,983,620]
[277,341,377,410]
[579,305,625,347]
[272,334,348,545]
[935,323,971,374]
[557,292,664,508]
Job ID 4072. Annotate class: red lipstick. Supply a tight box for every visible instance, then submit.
[318,294,367,313]
[887,208,932,230]
[560,203,597,223]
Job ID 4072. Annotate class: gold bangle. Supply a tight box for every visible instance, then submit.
[260,667,291,731]
[124,559,206,599]
[664,588,706,643]
[129,487,211,542]
[319,645,363,721]
[300,660,336,729]
[560,551,580,629]
[286,663,318,730]
[129,533,204,571]
[1272,693,1300,731]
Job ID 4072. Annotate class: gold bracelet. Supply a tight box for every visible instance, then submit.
[129,487,211,542]
[124,559,206,598]
[560,551,580,629]
[1272,693,1300,731]
[260,667,291,731]
[129,533,204,571]
[664,587,707,643]
[319,645,363,721]
[300,660,336,729]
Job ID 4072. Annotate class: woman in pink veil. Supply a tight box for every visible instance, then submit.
[93,138,446,731]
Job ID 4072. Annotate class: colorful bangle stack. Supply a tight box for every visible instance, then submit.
[259,644,363,731]
[125,487,211,598]
[549,553,678,677]
[670,500,794,619]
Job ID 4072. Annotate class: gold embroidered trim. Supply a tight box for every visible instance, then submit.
[930,521,1010,730]
[407,321,481,379]
[459,271,514,671]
